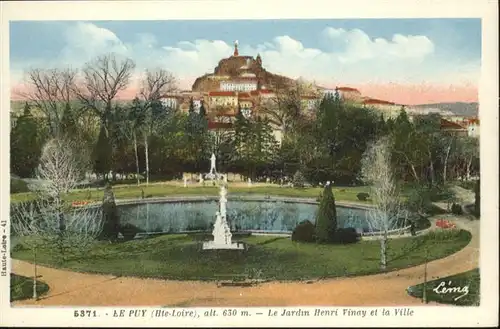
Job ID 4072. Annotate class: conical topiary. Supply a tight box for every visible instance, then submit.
[100,183,120,241]
[315,183,337,243]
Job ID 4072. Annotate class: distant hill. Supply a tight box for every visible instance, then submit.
[412,102,478,117]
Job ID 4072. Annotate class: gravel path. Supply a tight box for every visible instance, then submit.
[11,217,478,307]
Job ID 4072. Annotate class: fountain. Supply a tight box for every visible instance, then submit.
[202,184,244,250]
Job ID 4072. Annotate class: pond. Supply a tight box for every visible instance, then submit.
[115,200,374,234]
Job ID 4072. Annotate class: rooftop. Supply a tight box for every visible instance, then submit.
[440,118,467,130]
[337,86,360,92]
[363,98,396,106]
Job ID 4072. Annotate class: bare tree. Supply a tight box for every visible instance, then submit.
[259,80,307,136]
[460,136,479,181]
[12,138,102,299]
[28,138,94,255]
[441,133,456,184]
[138,68,178,104]
[115,104,141,185]
[12,199,102,300]
[17,68,77,137]
[136,69,178,185]
[74,53,136,127]
[361,137,408,270]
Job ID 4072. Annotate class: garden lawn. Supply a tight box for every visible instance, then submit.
[10,184,371,204]
[10,273,49,302]
[12,229,471,281]
[407,268,480,306]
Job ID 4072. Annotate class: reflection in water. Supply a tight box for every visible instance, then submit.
[116,201,370,233]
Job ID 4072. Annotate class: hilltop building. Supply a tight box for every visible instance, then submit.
[158,40,478,142]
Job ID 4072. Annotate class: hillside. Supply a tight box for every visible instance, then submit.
[412,102,479,117]
[191,53,295,92]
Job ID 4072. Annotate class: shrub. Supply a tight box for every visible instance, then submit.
[315,184,337,243]
[451,203,463,215]
[356,192,370,201]
[120,223,143,241]
[332,228,360,244]
[428,186,454,202]
[404,187,440,215]
[12,243,27,252]
[291,220,315,243]
[425,228,470,242]
[292,170,306,188]
[10,178,29,194]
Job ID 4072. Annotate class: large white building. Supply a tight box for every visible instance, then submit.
[220,78,258,92]
[160,96,179,110]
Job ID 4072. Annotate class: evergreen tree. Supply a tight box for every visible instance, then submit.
[100,183,120,241]
[10,103,43,177]
[92,124,113,179]
[184,99,209,173]
[315,183,338,243]
[199,103,207,117]
[60,102,77,138]
[375,113,388,137]
[188,98,195,114]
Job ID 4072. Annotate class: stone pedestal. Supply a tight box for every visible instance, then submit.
[202,185,244,250]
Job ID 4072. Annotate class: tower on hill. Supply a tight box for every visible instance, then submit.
[233,40,239,56]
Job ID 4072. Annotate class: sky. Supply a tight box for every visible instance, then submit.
[10,19,481,105]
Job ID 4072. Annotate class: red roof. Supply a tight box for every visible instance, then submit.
[208,121,234,129]
[465,118,480,124]
[238,92,251,98]
[249,90,275,96]
[363,98,396,105]
[209,91,236,97]
[441,118,466,130]
[337,86,360,92]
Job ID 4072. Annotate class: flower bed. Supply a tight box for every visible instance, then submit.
[72,200,91,207]
[436,218,457,229]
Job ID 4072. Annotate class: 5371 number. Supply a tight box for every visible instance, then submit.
[74,310,97,317]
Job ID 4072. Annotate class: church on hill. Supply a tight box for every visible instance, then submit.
[161,40,471,142]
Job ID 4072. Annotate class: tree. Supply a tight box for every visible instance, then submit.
[18,68,77,137]
[12,137,103,299]
[12,198,102,299]
[184,101,209,174]
[60,102,78,139]
[92,124,113,179]
[136,69,178,184]
[34,138,83,244]
[199,103,207,117]
[458,136,479,181]
[259,80,307,137]
[10,103,43,178]
[116,99,143,185]
[361,137,408,270]
[413,114,443,186]
[314,95,379,184]
[100,183,120,240]
[233,113,279,180]
[75,53,136,128]
[315,183,338,243]
[441,133,456,184]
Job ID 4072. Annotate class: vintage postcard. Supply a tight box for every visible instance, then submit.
[1,0,498,327]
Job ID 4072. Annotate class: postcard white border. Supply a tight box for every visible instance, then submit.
[1,0,498,327]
